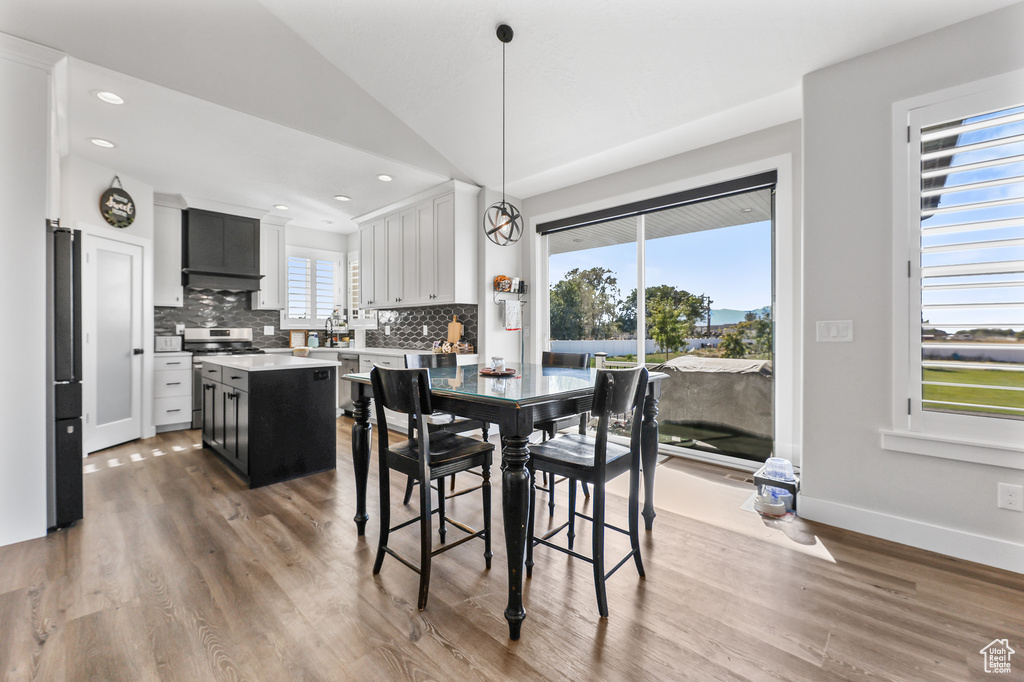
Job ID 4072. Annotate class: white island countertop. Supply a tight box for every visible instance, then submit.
[201,354,339,372]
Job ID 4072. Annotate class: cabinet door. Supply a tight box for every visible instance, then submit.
[415,201,435,303]
[433,193,456,303]
[253,223,284,310]
[186,210,226,272]
[201,381,219,445]
[222,215,260,276]
[400,208,422,305]
[386,214,403,304]
[359,224,375,307]
[223,389,249,474]
[373,220,388,307]
[153,205,183,307]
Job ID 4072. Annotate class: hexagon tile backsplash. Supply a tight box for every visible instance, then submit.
[154,288,289,348]
[364,305,478,351]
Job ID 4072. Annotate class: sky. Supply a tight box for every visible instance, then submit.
[548,220,772,312]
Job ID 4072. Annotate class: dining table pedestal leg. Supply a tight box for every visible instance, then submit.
[640,385,661,531]
[351,391,372,536]
[500,412,532,641]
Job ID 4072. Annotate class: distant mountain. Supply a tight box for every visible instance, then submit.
[709,306,770,326]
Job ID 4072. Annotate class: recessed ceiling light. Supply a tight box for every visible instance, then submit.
[740,207,754,213]
[333,194,351,202]
[273,204,289,211]
[377,174,393,182]
[90,138,115,148]
[95,91,124,105]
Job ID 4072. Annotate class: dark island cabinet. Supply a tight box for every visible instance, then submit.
[201,362,336,488]
[182,209,261,290]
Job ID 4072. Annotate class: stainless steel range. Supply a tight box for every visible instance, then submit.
[185,328,265,428]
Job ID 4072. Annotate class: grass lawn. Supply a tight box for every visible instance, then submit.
[922,365,1024,416]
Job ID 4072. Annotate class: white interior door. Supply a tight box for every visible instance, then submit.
[83,233,143,453]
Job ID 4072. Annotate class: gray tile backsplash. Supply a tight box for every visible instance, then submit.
[365,305,478,351]
[154,288,290,348]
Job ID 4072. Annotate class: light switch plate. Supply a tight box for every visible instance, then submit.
[263,325,274,336]
[816,320,853,342]
[423,325,429,336]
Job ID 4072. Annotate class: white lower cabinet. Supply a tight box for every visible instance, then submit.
[153,352,192,430]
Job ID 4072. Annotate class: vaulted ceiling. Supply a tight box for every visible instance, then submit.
[1,0,1019,231]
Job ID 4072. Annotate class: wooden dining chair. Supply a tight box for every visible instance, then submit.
[526,366,648,618]
[401,353,490,508]
[370,365,493,610]
[534,350,591,517]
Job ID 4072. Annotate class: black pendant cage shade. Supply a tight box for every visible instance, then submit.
[484,201,523,246]
[483,23,523,247]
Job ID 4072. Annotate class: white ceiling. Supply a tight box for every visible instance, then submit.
[2,0,1020,233]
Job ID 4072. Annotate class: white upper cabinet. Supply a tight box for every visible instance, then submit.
[153,202,184,307]
[252,221,285,310]
[354,181,480,309]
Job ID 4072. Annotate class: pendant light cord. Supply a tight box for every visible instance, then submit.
[502,39,506,206]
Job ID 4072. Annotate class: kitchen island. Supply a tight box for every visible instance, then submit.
[199,354,338,487]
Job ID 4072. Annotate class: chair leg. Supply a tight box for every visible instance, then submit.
[450,474,456,492]
[629,461,645,578]
[548,473,557,517]
[567,478,577,550]
[373,459,391,575]
[437,476,447,543]
[403,475,415,505]
[592,481,608,618]
[482,462,492,569]
[526,462,536,578]
[582,482,590,498]
[417,473,433,611]
[481,422,490,443]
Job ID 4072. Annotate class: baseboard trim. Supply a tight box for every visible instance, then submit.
[799,495,1024,575]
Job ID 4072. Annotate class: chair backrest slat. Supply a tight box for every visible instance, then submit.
[541,351,590,369]
[370,366,432,416]
[591,366,649,472]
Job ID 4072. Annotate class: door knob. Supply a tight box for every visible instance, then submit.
[133,348,144,355]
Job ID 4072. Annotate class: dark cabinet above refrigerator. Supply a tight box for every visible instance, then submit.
[181,208,262,291]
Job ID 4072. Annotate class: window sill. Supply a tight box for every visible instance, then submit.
[880,430,1024,470]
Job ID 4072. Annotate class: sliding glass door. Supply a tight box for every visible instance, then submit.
[545,179,775,465]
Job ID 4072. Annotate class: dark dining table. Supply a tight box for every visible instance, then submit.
[342,362,666,640]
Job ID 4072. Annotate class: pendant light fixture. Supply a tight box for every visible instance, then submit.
[483,23,523,247]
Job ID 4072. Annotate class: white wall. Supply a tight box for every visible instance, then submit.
[477,187,527,364]
[0,36,60,547]
[800,3,1024,572]
[523,122,803,462]
[286,224,348,253]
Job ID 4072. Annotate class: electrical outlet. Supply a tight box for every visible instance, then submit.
[174,323,185,335]
[263,325,274,336]
[423,325,429,336]
[384,325,391,336]
[998,483,1023,511]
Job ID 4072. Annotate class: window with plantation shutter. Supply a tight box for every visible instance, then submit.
[891,70,1024,460]
[282,246,342,328]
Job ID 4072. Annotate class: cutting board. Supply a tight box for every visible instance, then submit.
[447,315,462,343]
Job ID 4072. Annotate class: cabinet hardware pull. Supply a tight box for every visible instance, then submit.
[230,376,241,380]
[167,362,181,365]
[167,409,181,413]
[167,382,181,386]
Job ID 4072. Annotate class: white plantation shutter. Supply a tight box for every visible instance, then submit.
[283,247,341,326]
[913,101,1024,421]
[287,256,312,320]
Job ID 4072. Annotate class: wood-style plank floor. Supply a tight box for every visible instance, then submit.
[1,421,1021,681]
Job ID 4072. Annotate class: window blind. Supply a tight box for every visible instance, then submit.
[918,102,1024,419]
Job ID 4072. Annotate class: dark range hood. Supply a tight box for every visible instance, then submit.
[181,208,263,291]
